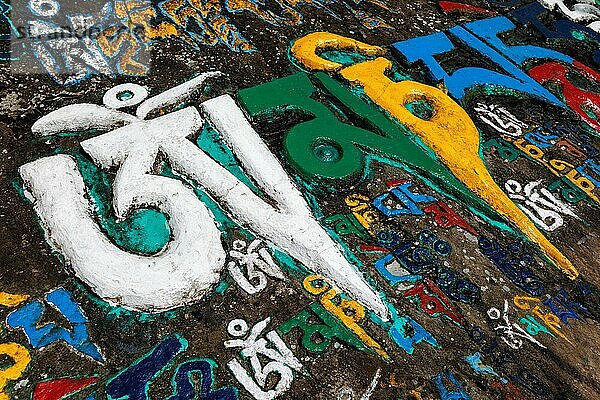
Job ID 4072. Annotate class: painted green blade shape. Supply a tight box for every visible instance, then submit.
[238,72,518,237]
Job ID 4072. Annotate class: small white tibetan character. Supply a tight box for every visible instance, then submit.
[225,318,302,400]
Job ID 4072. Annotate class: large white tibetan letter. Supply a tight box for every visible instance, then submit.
[20,73,389,319]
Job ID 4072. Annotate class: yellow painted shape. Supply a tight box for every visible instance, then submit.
[409,387,434,400]
[290,32,385,72]
[303,276,389,360]
[114,0,178,40]
[502,134,600,205]
[0,343,31,400]
[97,28,148,76]
[345,193,378,233]
[0,293,29,308]
[338,56,578,280]
[514,296,573,345]
[566,169,600,203]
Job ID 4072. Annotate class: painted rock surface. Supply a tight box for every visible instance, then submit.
[1,0,600,398]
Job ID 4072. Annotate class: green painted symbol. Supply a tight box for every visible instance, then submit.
[313,141,342,163]
[117,90,134,101]
[238,72,518,235]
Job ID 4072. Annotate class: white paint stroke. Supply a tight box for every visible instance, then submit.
[226,317,302,400]
[31,104,138,136]
[360,368,382,400]
[136,71,222,119]
[202,95,389,320]
[19,154,225,311]
[22,79,390,320]
[538,0,600,32]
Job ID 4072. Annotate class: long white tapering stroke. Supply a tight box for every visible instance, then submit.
[202,95,389,320]
[22,74,390,320]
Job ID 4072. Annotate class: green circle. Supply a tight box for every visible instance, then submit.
[117,90,134,101]
[312,142,342,163]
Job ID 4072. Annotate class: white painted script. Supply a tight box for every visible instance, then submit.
[20,73,389,319]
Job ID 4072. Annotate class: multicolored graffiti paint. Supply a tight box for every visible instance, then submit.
[3,0,600,398]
